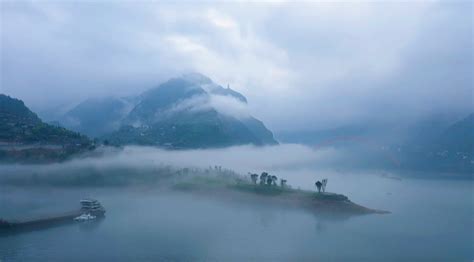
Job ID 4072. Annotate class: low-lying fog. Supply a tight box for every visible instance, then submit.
[0,144,336,175]
[1,144,473,261]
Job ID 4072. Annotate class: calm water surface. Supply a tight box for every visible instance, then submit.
[0,170,472,261]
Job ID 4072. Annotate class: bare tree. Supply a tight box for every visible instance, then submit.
[321,179,328,192]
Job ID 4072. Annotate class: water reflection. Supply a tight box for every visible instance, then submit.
[77,216,105,232]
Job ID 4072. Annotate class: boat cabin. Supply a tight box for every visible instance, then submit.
[80,199,103,211]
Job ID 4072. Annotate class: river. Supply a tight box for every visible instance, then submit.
[0,169,472,261]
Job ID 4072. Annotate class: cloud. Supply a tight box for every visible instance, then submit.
[0,144,339,186]
[206,8,238,29]
[1,1,472,132]
[209,95,250,119]
[166,94,250,120]
[100,144,330,172]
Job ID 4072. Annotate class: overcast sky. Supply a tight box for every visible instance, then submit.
[1,1,472,132]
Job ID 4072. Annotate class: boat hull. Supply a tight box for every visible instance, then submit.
[0,209,105,231]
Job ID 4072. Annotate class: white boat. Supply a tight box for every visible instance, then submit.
[74,213,96,221]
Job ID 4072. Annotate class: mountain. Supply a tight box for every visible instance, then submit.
[0,94,92,162]
[58,73,278,148]
[433,113,473,153]
[276,114,473,175]
[60,97,134,137]
[402,113,474,174]
[276,125,372,147]
[276,113,458,147]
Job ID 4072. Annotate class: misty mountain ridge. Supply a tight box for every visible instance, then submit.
[60,96,135,138]
[400,113,474,174]
[57,73,277,148]
[277,113,473,174]
[432,113,474,153]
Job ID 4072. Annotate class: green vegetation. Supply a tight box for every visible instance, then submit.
[0,94,89,145]
[172,170,350,202]
[0,94,93,163]
[172,174,236,191]
[0,122,89,145]
[311,192,348,201]
[229,183,289,196]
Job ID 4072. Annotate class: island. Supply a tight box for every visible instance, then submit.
[172,172,390,216]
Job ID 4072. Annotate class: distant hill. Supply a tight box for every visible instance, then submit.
[402,113,474,174]
[433,113,473,153]
[276,114,473,175]
[58,73,278,148]
[0,94,92,162]
[60,97,134,137]
[276,125,371,146]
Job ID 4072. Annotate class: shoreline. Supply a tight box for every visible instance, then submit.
[173,179,390,216]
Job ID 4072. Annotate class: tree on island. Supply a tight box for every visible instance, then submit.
[253,172,284,187]
[266,175,273,185]
[280,179,287,187]
[315,181,322,193]
[271,175,278,186]
[250,173,259,184]
[260,172,268,185]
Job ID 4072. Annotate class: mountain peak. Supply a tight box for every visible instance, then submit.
[178,73,247,103]
[54,75,276,148]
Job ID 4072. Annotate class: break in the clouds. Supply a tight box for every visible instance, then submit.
[1,1,472,132]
